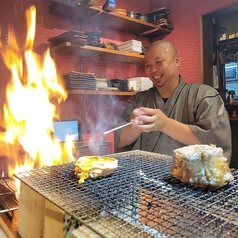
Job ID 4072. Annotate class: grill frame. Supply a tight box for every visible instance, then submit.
[14,150,238,237]
[0,178,18,218]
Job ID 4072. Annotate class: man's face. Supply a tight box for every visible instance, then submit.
[144,44,180,90]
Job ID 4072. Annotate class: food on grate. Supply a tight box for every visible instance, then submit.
[171,144,234,188]
[74,156,118,184]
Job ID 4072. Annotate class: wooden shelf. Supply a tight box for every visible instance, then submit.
[49,1,166,96]
[86,9,171,38]
[225,102,238,106]
[49,2,171,39]
[229,118,238,121]
[218,37,238,47]
[50,42,144,64]
[68,89,136,96]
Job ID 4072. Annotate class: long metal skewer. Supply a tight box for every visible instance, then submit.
[103,121,133,135]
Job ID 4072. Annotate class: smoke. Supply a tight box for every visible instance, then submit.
[83,94,125,155]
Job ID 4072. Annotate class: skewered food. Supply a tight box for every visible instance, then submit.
[74,156,118,184]
[171,144,234,188]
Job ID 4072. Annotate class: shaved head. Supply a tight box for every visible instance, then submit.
[145,40,177,60]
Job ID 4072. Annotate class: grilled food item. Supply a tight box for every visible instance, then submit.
[75,156,118,184]
[171,144,234,188]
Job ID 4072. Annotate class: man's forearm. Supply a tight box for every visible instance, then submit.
[162,118,201,145]
[118,118,200,149]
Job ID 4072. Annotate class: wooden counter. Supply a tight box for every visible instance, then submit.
[0,211,20,238]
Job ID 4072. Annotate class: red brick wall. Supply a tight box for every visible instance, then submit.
[150,0,238,84]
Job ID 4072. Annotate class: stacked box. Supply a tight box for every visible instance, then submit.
[127,77,153,91]
[118,40,142,53]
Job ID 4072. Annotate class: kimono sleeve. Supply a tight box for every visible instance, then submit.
[188,85,232,163]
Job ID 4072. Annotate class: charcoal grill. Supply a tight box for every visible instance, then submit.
[14,150,238,237]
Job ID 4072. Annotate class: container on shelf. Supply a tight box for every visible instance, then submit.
[231,111,238,118]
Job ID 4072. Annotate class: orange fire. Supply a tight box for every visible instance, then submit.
[0,6,73,180]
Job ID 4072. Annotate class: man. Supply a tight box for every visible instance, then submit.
[114,40,232,164]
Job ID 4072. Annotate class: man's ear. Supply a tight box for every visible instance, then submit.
[175,55,180,66]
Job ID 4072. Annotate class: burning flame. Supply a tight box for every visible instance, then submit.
[0,6,73,180]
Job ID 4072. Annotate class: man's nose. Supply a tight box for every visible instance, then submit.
[151,64,158,73]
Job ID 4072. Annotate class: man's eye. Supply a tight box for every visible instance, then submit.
[156,61,162,64]
[145,64,150,68]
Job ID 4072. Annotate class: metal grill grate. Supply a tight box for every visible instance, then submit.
[0,178,18,218]
[14,150,238,237]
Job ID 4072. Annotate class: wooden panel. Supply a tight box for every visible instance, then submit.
[0,216,14,238]
[18,183,46,238]
[18,183,65,238]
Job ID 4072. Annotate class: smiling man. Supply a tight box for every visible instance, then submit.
[114,40,232,164]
